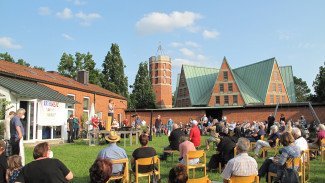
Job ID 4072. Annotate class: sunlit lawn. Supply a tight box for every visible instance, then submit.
[24,135,325,183]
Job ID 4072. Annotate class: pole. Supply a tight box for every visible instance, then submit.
[149,110,153,141]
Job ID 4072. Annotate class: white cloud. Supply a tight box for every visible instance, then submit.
[76,11,101,26]
[185,41,200,47]
[0,37,22,49]
[186,25,201,33]
[197,54,208,60]
[202,30,220,39]
[135,11,202,35]
[61,33,74,40]
[180,48,195,57]
[56,8,73,19]
[39,7,51,16]
[173,58,196,68]
[170,42,183,47]
[74,0,86,5]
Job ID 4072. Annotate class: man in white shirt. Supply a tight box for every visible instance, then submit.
[4,111,15,156]
[292,127,308,153]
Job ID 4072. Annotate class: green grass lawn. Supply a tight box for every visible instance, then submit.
[24,135,325,183]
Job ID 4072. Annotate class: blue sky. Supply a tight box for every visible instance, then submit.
[1,0,324,93]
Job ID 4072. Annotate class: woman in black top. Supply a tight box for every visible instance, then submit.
[131,134,157,173]
[16,142,73,183]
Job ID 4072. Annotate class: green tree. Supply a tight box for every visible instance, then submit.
[57,52,100,85]
[0,52,15,62]
[293,76,311,102]
[101,43,129,98]
[130,62,156,109]
[16,59,31,67]
[33,66,45,71]
[311,62,325,102]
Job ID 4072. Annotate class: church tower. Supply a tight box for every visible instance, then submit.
[149,43,172,108]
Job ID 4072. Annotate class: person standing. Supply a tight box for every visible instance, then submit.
[155,115,162,137]
[108,99,115,125]
[73,115,80,140]
[4,111,15,157]
[267,113,275,134]
[279,113,285,122]
[189,120,201,148]
[67,114,74,143]
[10,108,25,163]
[167,118,173,136]
[135,116,141,129]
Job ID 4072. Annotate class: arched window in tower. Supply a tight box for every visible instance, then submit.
[163,70,166,76]
[163,63,166,69]
[155,78,158,84]
[155,63,158,69]
[155,70,158,76]
[163,77,166,84]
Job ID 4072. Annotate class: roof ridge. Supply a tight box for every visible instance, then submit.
[183,64,219,70]
[233,57,275,71]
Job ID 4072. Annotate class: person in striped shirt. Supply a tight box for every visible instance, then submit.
[221,137,258,182]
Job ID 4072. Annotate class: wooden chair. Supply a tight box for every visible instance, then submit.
[219,147,236,173]
[186,150,206,179]
[262,138,280,159]
[229,175,259,183]
[108,158,128,183]
[267,157,303,183]
[309,138,325,161]
[301,149,310,182]
[234,146,238,156]
[163,150,178,164]
[250,135,264,149]
[187,175,211,183]
[129,155,160,183]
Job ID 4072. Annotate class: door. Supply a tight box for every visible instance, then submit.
[19,100,37,141]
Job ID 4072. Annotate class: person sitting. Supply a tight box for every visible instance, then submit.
[112,118,119,129]
[89,158,112,183]
[161,124,185,160]
[308,124,325,149]
[292,127,308,153]
[189,120,201,148]
[207,127,236,171]
[283,121,293,134]
[205,120,220,151]
[6,155,23,183]
[258,132,301,182]
[246,124,265,142]
[0,140,7,183]
[97,131,127,183]
[92,114,99,130]
[221,138,258,182]
[168,164,188,183]
[178,136,199,165]
[122,118,129,127]
[252,125,280,159]
[16,142,73,182]
[279,121,286,133]
[131,134,157,173]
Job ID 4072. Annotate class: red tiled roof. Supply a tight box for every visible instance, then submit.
[0,60,126,100]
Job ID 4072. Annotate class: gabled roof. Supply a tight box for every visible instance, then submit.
[174,73,180,105]
[0,60,126,100]
[0,76,78,104]
[182,65,219,106]
[233,57,275,101]
[279,66,296,103]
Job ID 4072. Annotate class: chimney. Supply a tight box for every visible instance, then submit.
[77,70,89,85]
[47,71,59,75]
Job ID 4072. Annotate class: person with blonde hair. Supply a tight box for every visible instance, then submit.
[6,155,23,183]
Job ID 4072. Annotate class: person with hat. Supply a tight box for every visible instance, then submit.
[0,140,8,182]
[97,131,127,183]
[189,120,201,148]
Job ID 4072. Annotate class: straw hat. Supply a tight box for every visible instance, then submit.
[105,131,120,143]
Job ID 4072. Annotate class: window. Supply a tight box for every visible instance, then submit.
[215,96,220,105]
[278,83,282,93]
[97,112,103,119]
[67,94,75,118]
[163,70,166,76]
[163,77,166,84]
[275,71,278,81]
[155,70,158,76]
[272,83,276,92]
[155,63,158,69]
[233,95,238,104]
[183,88,187,96]
[282,96,286,103]
[276,95,280,103]
[223,71,228,81]
[182,99,185,107]
[220,84,224,93]
[163,63,166,69]
[228,83,233,93]
[185,99,188,107]
[224,95,229,105]
[155,78,158,84]
[181,77,185,86]
[270,95,274,104]
[83,97,90,120]
[180,88,183,97]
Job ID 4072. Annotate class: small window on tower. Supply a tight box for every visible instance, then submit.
[180,89,182,97]
[233,95,238,105]
[183,88,186,96]
[228,83,233,93]
[181,77,185,86]
[223,71,228,81]
[282,96,286,103]
[278,83,282,93]
[272,83,276,92]
[224,95,229,105]
[220,84,224,93]
[275,71,279,81]
[155,70,158,76]
[155,78,158,84]
[215,96,220,105]
[163,63,166,69]
[155,63,158,69]
[270,95,274,104]
[163,77,166,83]
[164,70,166,76]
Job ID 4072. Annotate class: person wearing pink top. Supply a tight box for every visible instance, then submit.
[309,124,325,149]
[189,120,201,147]
[178,136,199,165]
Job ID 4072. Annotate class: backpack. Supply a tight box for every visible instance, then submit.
[280,158,300,183]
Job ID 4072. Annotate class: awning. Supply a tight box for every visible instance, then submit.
[0,76,79,104]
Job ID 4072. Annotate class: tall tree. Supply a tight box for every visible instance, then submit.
[101,43,129,98]
[311,62,325,102]
[0,52,15,62]
[57,52,100,85]
[33,66,45,71]
[293,76,311,102]
[16,59,31,67]
[130,62,156,109]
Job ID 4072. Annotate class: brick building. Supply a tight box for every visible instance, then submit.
[0,60,127,142]
[175,57,295,107]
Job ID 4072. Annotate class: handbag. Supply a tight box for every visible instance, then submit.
[280,157,300,183]
[151,156,161,183]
